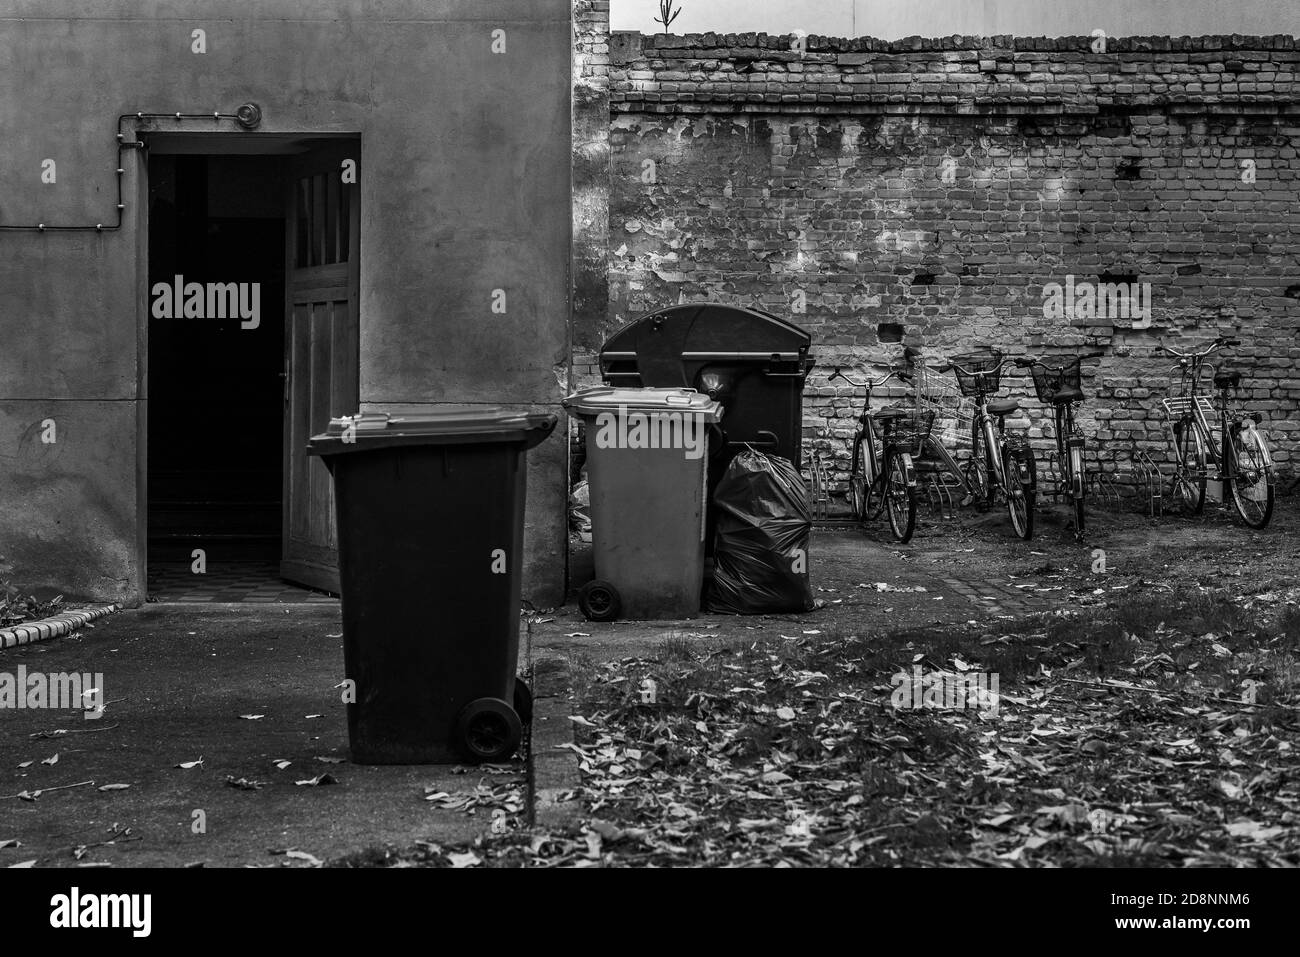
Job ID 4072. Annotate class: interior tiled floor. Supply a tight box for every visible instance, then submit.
[147,561,339,603]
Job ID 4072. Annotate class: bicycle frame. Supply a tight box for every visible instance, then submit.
[1052,402,1086,499]
[904,348,973,499]
[839,369,918,499]
[1160,336,1276,527]
[830,365,925,542]
[944,352,1036,540]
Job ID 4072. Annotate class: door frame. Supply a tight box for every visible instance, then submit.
[138,132,361,598]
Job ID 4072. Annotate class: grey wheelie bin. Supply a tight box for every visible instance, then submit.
[564,387,722,621]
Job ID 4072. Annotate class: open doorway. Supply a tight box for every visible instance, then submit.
[147,153,286,596]
[145,138,359,601]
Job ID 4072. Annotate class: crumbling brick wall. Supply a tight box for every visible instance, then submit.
[575,23,1300,492]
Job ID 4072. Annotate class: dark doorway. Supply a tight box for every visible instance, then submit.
[146,154,286,567]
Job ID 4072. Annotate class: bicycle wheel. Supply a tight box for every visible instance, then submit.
[1228,426,1274,529]
[848,436,868,521]
[1172,423,1207,514]
[885,454,918,543]
[1069,446,1086,537]
[1004,445,1036,540]
[966,418,991,506]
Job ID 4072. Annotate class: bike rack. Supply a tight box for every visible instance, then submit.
[1132,449,1164,517]
[913,457,960,519]
[1087,448,1123,507]
[1041,449,1064,503]
[809,449,833,521]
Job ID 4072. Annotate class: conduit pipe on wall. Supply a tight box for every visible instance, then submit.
[0,104,261,232]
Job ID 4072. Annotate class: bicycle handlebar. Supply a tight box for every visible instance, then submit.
[828,364,907,390]
[945,355,1017,377]
[1159,336,1238,360]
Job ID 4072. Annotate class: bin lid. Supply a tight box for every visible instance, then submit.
[563,387,723,422]
[307,408,557,456]
[599,303,812,367]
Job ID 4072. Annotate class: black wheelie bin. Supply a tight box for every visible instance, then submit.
[308,408,556,765]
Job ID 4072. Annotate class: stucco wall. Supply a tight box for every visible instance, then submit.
[0,0,572,604]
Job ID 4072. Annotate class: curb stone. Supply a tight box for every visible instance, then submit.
[0,604,121,650]
[528,655,583,830]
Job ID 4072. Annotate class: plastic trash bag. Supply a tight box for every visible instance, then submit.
[708,449,814,614]
[569,476,592,542]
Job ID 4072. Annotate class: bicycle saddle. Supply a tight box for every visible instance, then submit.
[986,398,1019,416]
[1050,386,1084,404]
[872,408,912,420]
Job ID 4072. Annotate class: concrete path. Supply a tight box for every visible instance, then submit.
[0,605,506,867]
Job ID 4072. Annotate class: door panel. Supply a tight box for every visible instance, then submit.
[282,141,359,592]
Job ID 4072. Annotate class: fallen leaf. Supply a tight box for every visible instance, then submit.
[97,784,130,792]
[7,860,36,868]
[41,754,58,766]
[775,707,797,721]
[0,838,20,849]
[175,757,204,770]
[284,849,323,867]
[239,715,265,721]
[273,759,292,771]
[295,773,337,787]
[447,851,481,868]
[314,756,345,764]
[589,820,625,843]
[1224,820,1283,841]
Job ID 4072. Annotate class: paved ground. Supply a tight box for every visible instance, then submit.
[147,562,338,603]
[3,495,1294,866]
[0,606,505,868]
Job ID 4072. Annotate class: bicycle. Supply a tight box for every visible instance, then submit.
[1014,351,1105,539]
[829,364,934,543]
[901,345,976,514]
[1159,337,1275,529]
[939,351,1037,540]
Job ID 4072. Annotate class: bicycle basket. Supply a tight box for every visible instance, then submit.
[1029,357,1084,404]
[950,352,1003,397]
[876,409,936,456]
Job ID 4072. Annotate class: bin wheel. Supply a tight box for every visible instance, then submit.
[455,698,522,764]
[513,678,534,724]
[578,580,621,622]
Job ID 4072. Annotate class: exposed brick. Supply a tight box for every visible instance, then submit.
[573,13,1300,483]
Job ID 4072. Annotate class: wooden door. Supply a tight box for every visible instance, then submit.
[281,141,359,592]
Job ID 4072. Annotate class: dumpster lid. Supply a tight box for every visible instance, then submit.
[307,408,557,455]
[599,303,812,365]
[563,387,723,421]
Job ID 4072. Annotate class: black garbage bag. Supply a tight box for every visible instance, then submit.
[708,449,815,614]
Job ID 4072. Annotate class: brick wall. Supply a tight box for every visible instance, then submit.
[572,0,611,361]
[574,22,1300,493]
